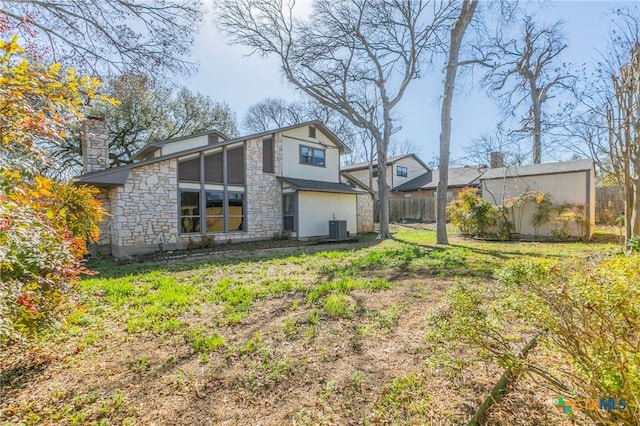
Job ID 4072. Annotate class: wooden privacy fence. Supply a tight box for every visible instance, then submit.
[374,197,436,223]
[595,186,624,224]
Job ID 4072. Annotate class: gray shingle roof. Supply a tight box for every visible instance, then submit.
[394,166,485,192]
[278,177,362,194]
[480,159,594,180]
[75,121,351,186]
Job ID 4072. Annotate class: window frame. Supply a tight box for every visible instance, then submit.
[227,191,246,232]
[299,144,325,167]
[397,165,408,178]
[204,190,224,233]
[179,190,201,234]
[283,192,297,232]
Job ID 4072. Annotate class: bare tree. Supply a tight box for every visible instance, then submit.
[48,72,238,177]
[436,0,478,245]
[388,138,420,158]
[0,0,202,76]
[215,0,453,239]
[460,127,527,167]
[595,17,640,240]
[243,98,304,133]
[483,16,574,164]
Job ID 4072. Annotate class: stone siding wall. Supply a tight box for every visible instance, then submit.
[110,158,179,257]
[356,192,375,233]
[243,134,284,239]
[81,118,109,173]
[107,135,286,257]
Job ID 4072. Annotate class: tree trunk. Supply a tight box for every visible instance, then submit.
[436,0,477,245]
[377,149,391,239]
[531,88,542,164]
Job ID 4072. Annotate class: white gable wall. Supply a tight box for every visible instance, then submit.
[161,135,209,156]
[281,127,341,182]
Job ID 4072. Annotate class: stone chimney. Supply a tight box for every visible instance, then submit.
[490,152,504,168]
[81,116,109,174]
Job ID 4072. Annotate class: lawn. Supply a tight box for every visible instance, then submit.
[0,225,620,425]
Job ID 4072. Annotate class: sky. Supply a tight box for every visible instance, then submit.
[179,1,619,166]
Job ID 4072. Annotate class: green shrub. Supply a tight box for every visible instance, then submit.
[447,187,497,237]
[626,235,640,252]
[529,192,553,236]
[0,172,104,344]
[428,255,640,424]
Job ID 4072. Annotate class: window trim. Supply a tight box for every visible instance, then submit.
[299,144,326,167]
[308,126,316,138]
[397,165,408,178]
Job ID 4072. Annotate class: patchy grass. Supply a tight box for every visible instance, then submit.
[0,225,619,425]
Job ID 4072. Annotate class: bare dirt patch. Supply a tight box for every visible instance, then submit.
[1,274,586,425]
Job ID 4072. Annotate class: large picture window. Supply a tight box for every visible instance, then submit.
[205,191,224,232]
[180,191,200,233]
[300,145,325,167]
[228,192,245,231]
[178,144,247,235]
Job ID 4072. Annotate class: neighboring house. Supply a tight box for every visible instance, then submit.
[384,165,486,222]
[390,165,487,200]
[76,118,363,258]
[340,154,429,196]
[340,172,376,233]
[480,159,596,238]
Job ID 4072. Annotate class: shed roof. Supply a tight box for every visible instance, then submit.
[278,177,362,194]
[340,171,376,195]
[480,159,594,180]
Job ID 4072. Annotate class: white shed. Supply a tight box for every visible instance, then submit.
[480,159,596,238]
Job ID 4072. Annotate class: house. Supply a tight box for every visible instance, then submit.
[381,165,486,222]
[76,118,364,258]
[340,154,430,195]
[390,165,487,200]
[480,159,596,238]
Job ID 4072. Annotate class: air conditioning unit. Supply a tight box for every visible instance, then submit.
[329,220,347,240]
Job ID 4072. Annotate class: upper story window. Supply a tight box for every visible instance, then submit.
[397,165,408,178]
[300,145,325,167]
[308,126,316,138]
[371,166,378,177]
